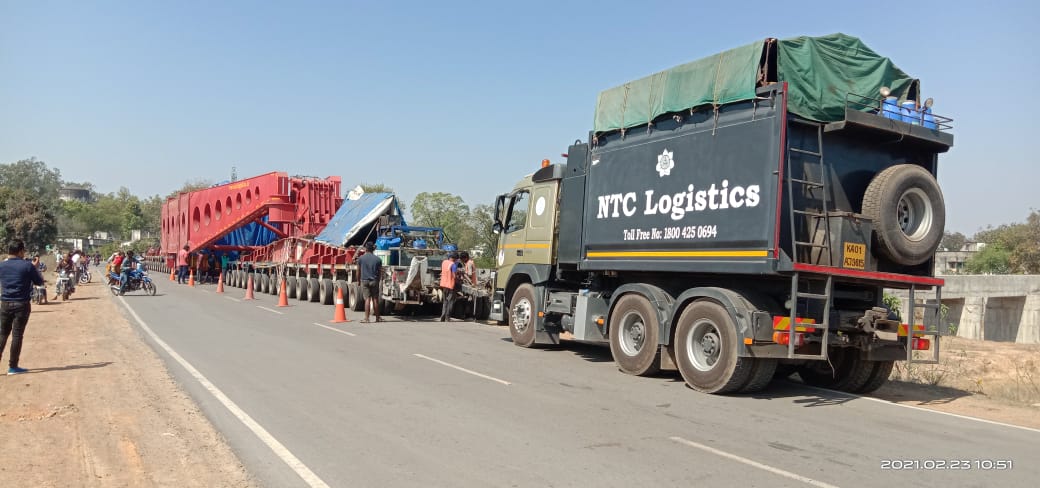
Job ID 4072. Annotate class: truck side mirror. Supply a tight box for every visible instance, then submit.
[492,222,503,234]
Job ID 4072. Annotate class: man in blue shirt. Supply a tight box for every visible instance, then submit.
[0,239,45,375]
[358,242,382,323]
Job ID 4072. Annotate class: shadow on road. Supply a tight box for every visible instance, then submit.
[867,380,973,405]
[25,362,114,374]
[744,380,858,406]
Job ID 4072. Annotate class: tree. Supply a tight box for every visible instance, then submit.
[0,187,57,252]
[973,210,1040,273]
[964,244,1011,274]
[469,204,498,268]
[0,158,63,203]
[410,192,471,247]
[122,201,146,239]
[940,231,967,252]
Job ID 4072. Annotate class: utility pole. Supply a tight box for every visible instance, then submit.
[231,166,238,182]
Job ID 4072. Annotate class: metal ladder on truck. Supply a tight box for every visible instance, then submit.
[784,119,833,360]
[905,285,942,364]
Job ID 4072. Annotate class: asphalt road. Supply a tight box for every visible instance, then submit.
[116,280,1038,488]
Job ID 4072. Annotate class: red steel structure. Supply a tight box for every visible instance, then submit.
[161,172,343,254]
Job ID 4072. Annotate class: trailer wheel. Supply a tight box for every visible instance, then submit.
[509,284,537,347]
[271,276,282,295]
[854,360,894,393]
[254,273,263,292]
[609,294,661,376]
[320,279,335,305]
[287,276,298,298]
[308,278,321,302]
[297,277,310,301]
[349,283,364,311]
[862,164,945,266]
[335,280,348,304]
[797,348,876,392]
[674,300,754,394]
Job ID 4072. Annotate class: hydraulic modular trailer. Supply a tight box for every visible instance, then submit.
[490,34,954,394]
[217,193,491,317]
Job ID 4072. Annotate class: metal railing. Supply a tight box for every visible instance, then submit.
[844,92,953,131]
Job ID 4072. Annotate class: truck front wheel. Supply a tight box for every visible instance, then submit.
[674,300,754,394]
[509,284,537,347]
[609,294,661,376]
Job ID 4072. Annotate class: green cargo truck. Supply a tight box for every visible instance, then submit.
[490,34,953,394]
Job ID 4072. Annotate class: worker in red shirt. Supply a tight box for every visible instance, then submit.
[176,245,190,285]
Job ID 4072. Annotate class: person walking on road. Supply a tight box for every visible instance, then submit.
[439,252,460,322]
[358,242,382,323]
[0,239,46,375]
[176,245,189,284]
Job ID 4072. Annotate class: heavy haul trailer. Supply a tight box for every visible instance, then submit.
[490,34,953,394]
[224,193,492,317]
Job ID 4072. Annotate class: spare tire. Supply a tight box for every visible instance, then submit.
[862,164,944,266]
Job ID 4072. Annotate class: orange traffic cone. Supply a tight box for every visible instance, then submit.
[244,275,256,300]
[188,268,196,287]
[277,277,289,307]
[170,268,176,281]
[330,286,350,323]
[216,271,225,293]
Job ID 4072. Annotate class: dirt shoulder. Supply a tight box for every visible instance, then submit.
[0,275,256,487]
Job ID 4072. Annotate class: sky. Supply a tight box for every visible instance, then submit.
[1,0,1037,235]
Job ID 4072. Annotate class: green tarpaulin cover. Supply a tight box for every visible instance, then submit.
[593,33,919,133]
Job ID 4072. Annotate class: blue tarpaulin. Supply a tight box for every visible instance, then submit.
[215,216,278,248]
[314,192,405,247]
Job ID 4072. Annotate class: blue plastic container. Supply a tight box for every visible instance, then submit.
[442,244,457,252]
[901,100,920,125]
[882,97,901,120]
[413,239,427,249]
[921,107,936,129]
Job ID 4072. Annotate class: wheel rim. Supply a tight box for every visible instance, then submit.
[511,297,532,334]
[686,318,722,372]
[618,310,647,357]
[896,187,933,241]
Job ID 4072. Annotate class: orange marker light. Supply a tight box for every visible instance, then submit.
[541,159,550,168]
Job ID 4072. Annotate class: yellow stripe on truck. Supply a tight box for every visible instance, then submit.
[586,250,769,258]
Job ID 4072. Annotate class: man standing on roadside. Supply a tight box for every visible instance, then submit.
[176,245,190,285]
[358,242,382,323]
[439,252,459,322]
[0,239,45,375]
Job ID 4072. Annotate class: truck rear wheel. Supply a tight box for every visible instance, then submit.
[609,294,661,376]
[297,277,310,301]
[854,360,894,393]
[862,164,945,266]
[740,359,778,393]
[509,284,537,347]
[674,300,753,394]
[253,273,263,292]
[349,283,364,311]
[797,348,876,392]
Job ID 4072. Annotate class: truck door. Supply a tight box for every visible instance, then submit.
[497,189,531,283]
[523,183,556,265]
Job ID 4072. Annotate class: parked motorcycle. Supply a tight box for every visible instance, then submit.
[109,270,156,296]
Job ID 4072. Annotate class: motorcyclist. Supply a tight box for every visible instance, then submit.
[118,250,138,295]
[53,254,76,300]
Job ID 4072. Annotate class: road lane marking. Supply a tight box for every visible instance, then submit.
[257,306,284,315]
[117,296,331,488]
[413,353,511,386]
[797,385,1040,435]
[669,436,839,488]
[312,322,356,337]
[224,296,241,302]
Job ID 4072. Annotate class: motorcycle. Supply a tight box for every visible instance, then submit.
[55,271,73,301]
[31,283,48,305]
[110,269,157,296]
[77,262,92,284]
